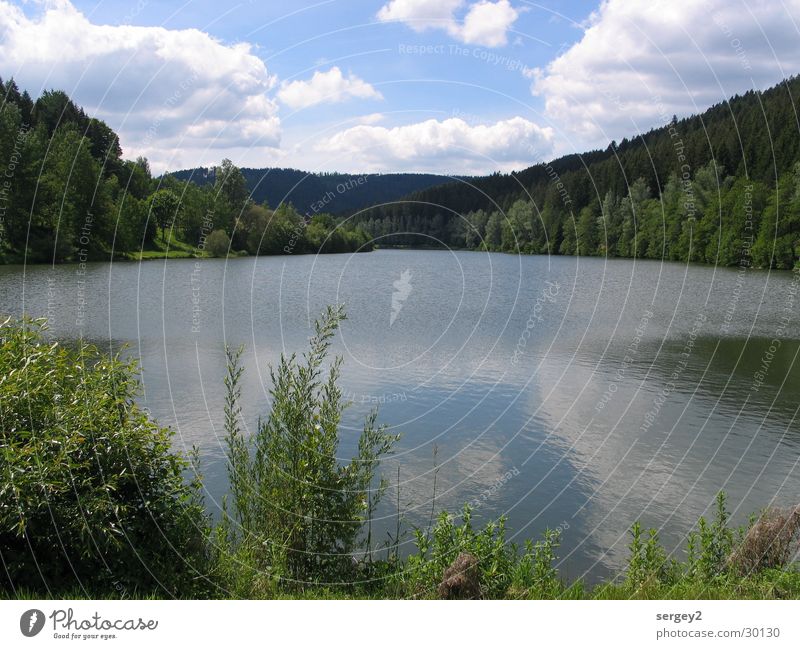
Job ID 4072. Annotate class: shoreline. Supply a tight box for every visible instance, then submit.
[3,245,795,275]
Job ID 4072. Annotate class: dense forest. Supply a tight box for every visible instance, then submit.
[353,76,800,269]
[0,79,371,264]
[171,166,450,216]
[3,76,800,267]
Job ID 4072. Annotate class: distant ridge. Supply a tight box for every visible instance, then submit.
[169,167,452,216]
[361,76,800,220]
[351,75,800,268]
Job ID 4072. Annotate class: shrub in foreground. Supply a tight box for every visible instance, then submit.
[214,305,399,593]
[3,315,800,601]
[398,506,564,599]
[0,318,209,597]
[612,492,800,600]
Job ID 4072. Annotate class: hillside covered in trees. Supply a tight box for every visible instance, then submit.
[0,80,371,264]
[353,76,800,269]
[171,166,450,216]
[3,75,800,268]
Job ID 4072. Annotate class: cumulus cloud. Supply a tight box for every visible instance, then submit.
[314,116,554,173]
[356,113,386,125]
[0,0,280,171]
[460,1,519,48]
[531,0,800,151]
[377,0,464,33]
[277,66,383,110]
[377,0,519,47]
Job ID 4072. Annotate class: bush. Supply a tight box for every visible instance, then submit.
[215,305,399,591]
[205,229,231,257]
[687,491,736,580]
[0,318,209,596]
[614,492,800,599]
[625,522,678,590]
[399,505,563,599]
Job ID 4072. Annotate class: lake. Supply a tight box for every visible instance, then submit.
[2,249,799,583]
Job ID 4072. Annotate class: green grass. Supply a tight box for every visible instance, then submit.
[126,230,253,260]
[4,588,168,600]
[9,570,800,600]
[126,230,207,260]
[589,570,800,600]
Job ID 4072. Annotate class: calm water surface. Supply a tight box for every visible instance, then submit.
[2,250,799,583]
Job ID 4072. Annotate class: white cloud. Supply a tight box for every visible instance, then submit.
[377,0,464,33]
[460,1,519,48]
[377,0,519,47]
[314,116,554,173]
[277,66,383,110]
[356,112,386,125]
[0,0,281,171]
[532,0,800,151]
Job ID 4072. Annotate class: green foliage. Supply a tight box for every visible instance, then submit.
[355,76,800,269]
[0,80,125,263]
[752,164,800,268]
[0,318,210,597]
[393,493,797,600]
[620,491,743,595]
[4,74,800,267]
[593,568,800,600]
[509,531,564,598]
[205,229,231,257]
[0,80,372,264]
[148,188,182,236]
[361,160,791,268]
[610,491,800,599]
[214,159,249,211]
[626,522,679,589]
[400,505,563,599]
[215,306,399,591]
[687,491,737,580]
[171,166,445,216]
[2,312,798,600]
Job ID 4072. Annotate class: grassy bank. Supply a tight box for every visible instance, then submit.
[128,232,201,260]
[1,314,799,600]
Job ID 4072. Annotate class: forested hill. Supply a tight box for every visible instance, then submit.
[3,74,799,268]
[0,80,373,263]
[353,76,800,269]
[170,167,450,216]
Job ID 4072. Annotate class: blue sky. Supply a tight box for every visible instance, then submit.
[2,0,799,174]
